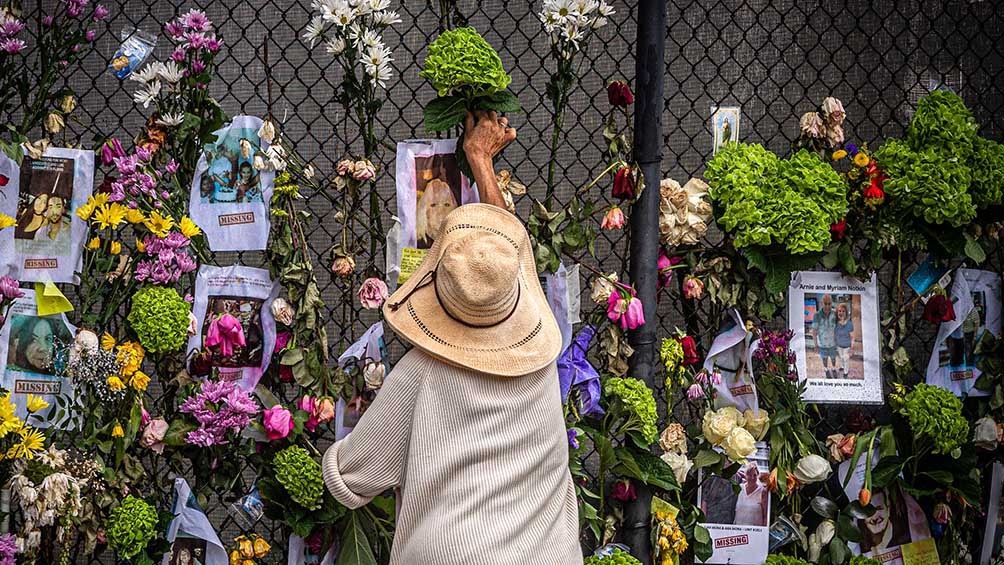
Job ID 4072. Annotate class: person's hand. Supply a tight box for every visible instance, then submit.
[463,110,516,162]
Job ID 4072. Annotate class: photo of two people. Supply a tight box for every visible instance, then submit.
[13,156,74,257]
[803,293,864,380]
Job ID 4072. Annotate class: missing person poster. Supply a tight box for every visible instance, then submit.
[926,269,1002,398]
[189,115,275,251]
[162,478,228,565]
[704,308,759,413]
[394,139,477,283]
[840,453,937,565]
[0,288,75,426]
[698,443,770,564]
[188,265,280,391]
[980,462,1004,565]
[788,271,883,404]
[0,148,94,283]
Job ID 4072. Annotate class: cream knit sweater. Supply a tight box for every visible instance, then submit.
[322,349,583,564]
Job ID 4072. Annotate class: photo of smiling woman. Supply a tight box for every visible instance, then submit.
[6,315,72,376]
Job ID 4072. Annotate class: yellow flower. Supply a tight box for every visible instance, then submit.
[125,208,146,224]
[144,211,174,238]
[135,237,146,253]
[0,213,15,230]
[8,426,45,459]
[111,423,124,438]
[831,149,847,160]
[253,537,270,558]
[76,202,95,221]
[242,560,255,565]
[25,395,49,413]
[101,333,117,350]
[179,216,202,238]
[109,241,122,255]
[229,550,242,565]
[238,537,254,558]
[853,152,870,167]
[106,375,126,391]
[0,394,22,439]
[116,341,145,373]
[86,237,101,250]
[93,203,126,230]
[130,371,150,392]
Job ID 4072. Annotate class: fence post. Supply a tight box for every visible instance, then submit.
[624,0,666,562]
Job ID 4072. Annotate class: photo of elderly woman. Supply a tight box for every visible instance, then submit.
[414,153,463,249]
[5,315,72,377]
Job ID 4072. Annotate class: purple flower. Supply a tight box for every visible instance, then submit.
[42,15,54,26]
[0,18,25,38]
[205,36,223,52]
[165,159,180,174]
[164,20,185,39]
[85,29,96,42]
[93,4,109,21]
[183,31,208,50]
[0,38,25,54]
[0,532,17,559]
[181,9,212,31]
[170,47,186,62]
[567,428,580,450]
[686,383,705,401]
[0,277,23,300]
[191,59,206,73]
[846,143,858,156]
[135,146,152,162]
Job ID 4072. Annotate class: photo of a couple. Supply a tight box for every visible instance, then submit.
[13,156,74,257]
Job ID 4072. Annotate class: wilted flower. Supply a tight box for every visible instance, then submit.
[799,112,824,139]
[352,160,376,181]
[933,503,952,525]
[363,362,385,390]
[607,80,634,107]
[830,219,847,240]
[44,113,64,134]
[590,273,618,305]
[58,95,77,113]
[139,419,169,454]
[357,277,389,309]
[335,159,355,176]
[257,119,276,143]
[923,293,956,324]
[600,206,625,230]
[825,433,857,462]
[612,166,636,200]
[681,276,704,300]
[331,255,355,277]
[974,416,998,450]
[270,297,295,326]
[821,97,845,126]
[686,383,704,401]
[659,423,687,454]
[659,177,712,246]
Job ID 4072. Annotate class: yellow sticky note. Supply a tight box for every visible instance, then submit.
[398,247,429,285]
[35,281,73,316]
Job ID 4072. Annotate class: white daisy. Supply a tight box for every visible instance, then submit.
[330,3,355,27]
[157,61,184,84]
[362,44,392,71]
[598,2,615,17]
[574,0,599,14]
[351,27,382,50]
[369,60,392,89]
[303,15,326,48]
[325,36,347,55]
[156,112,185,127]
[133,81,161,108]
[371,10,401,26]
[129,62,163,84]
[366,0,390,11]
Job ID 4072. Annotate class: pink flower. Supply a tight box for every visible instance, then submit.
[357,277,389,309]
[274,331,292,352]
[606,284,645,330]
[205,314,246,358]
[799,112,824,139]
[85,29,96,42]
[611,479,636,502]
[933,503,952,525]
[263,405,294,441]
[682,276,704,300]
[352,160,376,181]
[621,296,645,330]
[140,406,151,427]
[335,159,355,176]
[101,139,125,166]
[316,397,336,424]
[181,9,212,32]
[42,15,54,27]
[0,38,25,54]
[93,4,109,21]
[298,396,318,433]
[600,206,625,230]
[686,383,705,401]
[0,277,23,300]
[658,252,682,293]
[139,418,169,454]
[821,97,845,126]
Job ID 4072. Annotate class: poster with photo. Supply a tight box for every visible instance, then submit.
[188,265,279,391]
[189,115,275,251]
[788,272,883,404]
[335,322,387,441]
[704,308,759,414]
[980,462,1004,565]
[711,106,740,154]
[926,269,1002,398]
[698,443,770,564]
[840,452,936,565]
[162,478,227,565]
[0,148,94,283]
[0,288,75,426]
[394,140,477,283]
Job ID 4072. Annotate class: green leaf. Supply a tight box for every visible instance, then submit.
[694,525,714,562]
[474,89,522,113]
[964,233,987,263]
[337,511,378,565]
[838,512,862,543]
[870,456,904,488]
[828,537,849,565]
[423,95,468,132]
[693,449,723,469]
[594,436,616,471]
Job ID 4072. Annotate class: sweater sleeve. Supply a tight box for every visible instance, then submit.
[321,351,425,509]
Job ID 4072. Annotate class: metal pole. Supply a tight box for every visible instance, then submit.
[625,0,666,563]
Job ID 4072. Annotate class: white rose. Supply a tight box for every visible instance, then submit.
[792,454,832,484]
[363,362,385,390]
[807,533,821,563]
[816,520,836,546]
[743,408,770,441]
[702,411,736,445]
[974,416,998,450]
[717,406,745,428]
[722,427,756,463]
[660,452,694,485]
[590,274,618,305]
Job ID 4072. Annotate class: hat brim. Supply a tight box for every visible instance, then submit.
[383,204,562,377]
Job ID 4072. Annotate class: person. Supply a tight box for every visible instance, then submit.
[721,115,732,145]
[415,177,457,248]
[858,489,912,554]
[235,161,260,203]
[733,462,768,526]
[811,294,838,379]
[321,110,582,564]
[835,302,854,379]
[7,317,64,375]
[32,194,72,253]
[14,193,47,239]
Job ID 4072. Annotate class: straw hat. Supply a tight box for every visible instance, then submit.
[383,204,561,377]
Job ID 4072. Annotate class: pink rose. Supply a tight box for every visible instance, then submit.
[821,97,845,126]
[335,159,355,176]
[357,277,389,309]
[600,206,625,230]
[682,276,704,300]
[825,124,844,148]
[799,112,824,139]
[274,331,292,352]
[263,405,294,440]
[139,418,169,454]
[298,395,318,433]
[352,160,376,181]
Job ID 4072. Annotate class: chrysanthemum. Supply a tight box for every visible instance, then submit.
[303,15,326,47]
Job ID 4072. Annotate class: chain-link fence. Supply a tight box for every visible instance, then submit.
[16,0,1004,562]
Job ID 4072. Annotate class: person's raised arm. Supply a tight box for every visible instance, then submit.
[463,110,516,210]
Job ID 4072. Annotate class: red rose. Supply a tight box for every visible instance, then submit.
[676,335,699,366]
[612,166,636,200]
[611,479,636,502]
[188,350,212,377]
[607,80,634,107]
[923,294,956,324]
[830,219,847,240]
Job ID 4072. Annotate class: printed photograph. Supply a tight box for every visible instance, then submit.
[939,290,987,379]
[414,152,463,249]
[700,459,769,527]
[201,296,265,368]
[855,485,928,556]
[5,315,72,377]
[14,156,74,257]
[803,293,864,380]
[166,536,207,565]
[199,127,262,204]
[712,106,740,154]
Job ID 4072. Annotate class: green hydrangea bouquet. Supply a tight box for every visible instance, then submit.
[126,285,191,354]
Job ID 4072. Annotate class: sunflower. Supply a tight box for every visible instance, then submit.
[179,216,202,238]
[144,211,174,238]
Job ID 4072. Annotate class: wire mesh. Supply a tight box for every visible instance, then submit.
[11,0,1004,562]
